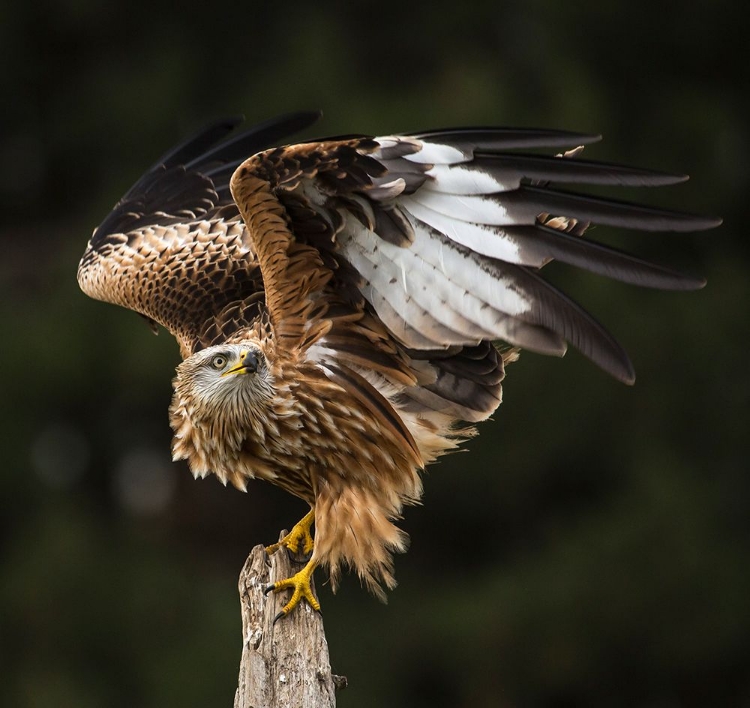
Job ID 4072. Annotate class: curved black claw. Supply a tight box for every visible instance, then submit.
[264,560,320,620]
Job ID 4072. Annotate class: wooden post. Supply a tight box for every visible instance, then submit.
[234,533,347,708]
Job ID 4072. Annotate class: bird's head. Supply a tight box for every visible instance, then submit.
[173,342,274,417]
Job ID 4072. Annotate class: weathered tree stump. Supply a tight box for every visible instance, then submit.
[234,532,346,708]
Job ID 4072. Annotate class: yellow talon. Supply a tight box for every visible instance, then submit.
[265,509,315,557]
[265,558,320,621]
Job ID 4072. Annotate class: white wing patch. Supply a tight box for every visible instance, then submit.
[407,190,513,225]
[423,163,520,195]
[335,213,563,356]
[400,196,524,264]
[402,141,468,165]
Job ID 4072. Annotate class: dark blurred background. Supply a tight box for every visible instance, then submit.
[1,1,748,706]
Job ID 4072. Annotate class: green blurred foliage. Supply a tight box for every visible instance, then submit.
[1,0,748,706]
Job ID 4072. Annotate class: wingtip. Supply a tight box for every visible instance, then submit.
[613,356,636,386]
[579,132,603,145]
[687,214,723,231]
[653,267,707,291]
[295,109,324,126]
[204,115,246,130]
[612,355,636,386]
[639,171,690,186]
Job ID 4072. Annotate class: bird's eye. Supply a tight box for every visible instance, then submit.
[210,355,227,370]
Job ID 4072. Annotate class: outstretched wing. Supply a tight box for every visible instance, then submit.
[77,111,321,357]
[80,114,720,426]
[229,126,720,397]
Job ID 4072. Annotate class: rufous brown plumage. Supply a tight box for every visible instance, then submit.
[78,111,720,607]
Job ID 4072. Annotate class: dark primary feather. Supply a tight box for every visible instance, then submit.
[156,117,243,171]
[471,153,689,187]
[507,262,637,383]
[409,127,603,151]
[501,224,706,289]
[91,111,321,245]
[183,111,322,171]
[501,186,722,232]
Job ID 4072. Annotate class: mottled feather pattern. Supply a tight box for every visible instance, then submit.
[79,216,263,357]
[79,113,719,600]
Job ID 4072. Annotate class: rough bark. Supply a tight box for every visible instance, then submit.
[234,533,346,708]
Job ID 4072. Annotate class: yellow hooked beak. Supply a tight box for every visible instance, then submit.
[222,350,259,377]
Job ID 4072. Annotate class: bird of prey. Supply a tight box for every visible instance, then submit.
[78,111,720,618]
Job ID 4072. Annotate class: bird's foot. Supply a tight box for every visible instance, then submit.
[265,558,320,622]
[265,509,315,559]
